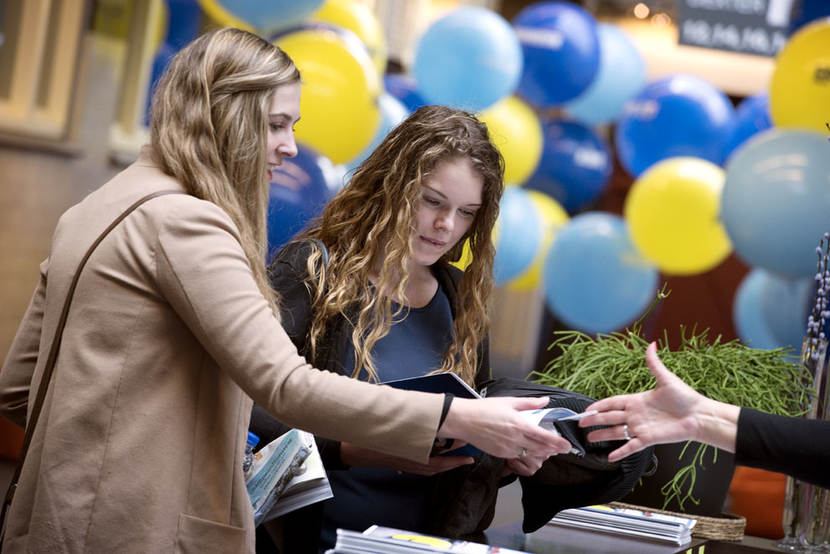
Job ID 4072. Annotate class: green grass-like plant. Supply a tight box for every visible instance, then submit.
[531,286,813,511]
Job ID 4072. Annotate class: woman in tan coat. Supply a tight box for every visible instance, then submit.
[0,28,568,552]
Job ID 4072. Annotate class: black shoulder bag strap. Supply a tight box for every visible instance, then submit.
[0,190,183,546]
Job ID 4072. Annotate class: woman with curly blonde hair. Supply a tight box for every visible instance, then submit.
[251,105,550,552]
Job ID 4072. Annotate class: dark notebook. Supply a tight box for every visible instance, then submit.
[383,373,481,456]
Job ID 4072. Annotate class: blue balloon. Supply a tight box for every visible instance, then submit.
[206,0,325,32]
[788,0,830,35]
[543,212,658,333]
[494,187,542,286]
[615,74,736,176]
[413,7,522,111]
[144,42,179,127]
[733,269,812,351]
[721,129,830,278]
[267,145,340,260]
[513,2,600,108]
[733,269,784,350]
[564,24,646,126]
[383,74,427,113]
[723,93,772,161]
[523,119,612,214]
[760,273,812,350]
[165,0,202,49]
[143,1,203,125]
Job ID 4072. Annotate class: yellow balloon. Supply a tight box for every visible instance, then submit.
[276,29,381,164]
[478,96,543,186]
[770,18,830,133]
[449,226,501,272]
[624,157,731,275]
[450,239,474,271]
[311,0,387,77]
[508,190,568,291]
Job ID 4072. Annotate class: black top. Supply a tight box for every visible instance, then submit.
[735,408,830,488]
[249,240,492,553]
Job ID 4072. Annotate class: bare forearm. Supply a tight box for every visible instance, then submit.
[695,397,740,452]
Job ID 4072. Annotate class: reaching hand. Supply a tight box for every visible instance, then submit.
[439,396,572,460]
[505,451,549,476]
[339,442,474,476]
[577,342,705,462]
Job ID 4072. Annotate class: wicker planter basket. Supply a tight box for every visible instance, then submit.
[610,501,747,541]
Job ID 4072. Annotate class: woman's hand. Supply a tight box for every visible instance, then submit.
[578,342,739,462]
[438,396,572,460]
[504,452,549,476]
[340,442,474,476]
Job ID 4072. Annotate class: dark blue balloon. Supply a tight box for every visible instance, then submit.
[615,74,735,177]
[723,92,772,162]
[788,0,830,35]
[523,119,612,214]
[267,145,339,261]
[383,74,427,113]
[144,42,179,127]
[513,2,600,108]
[142,0,202,126]
[166,0,202,49]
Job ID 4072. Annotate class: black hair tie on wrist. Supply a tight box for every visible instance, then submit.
[439,393,454,428]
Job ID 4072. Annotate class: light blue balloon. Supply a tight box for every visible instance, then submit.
[722,129,830,278]
[413,7,522,111]
[733,268,810,352]
[212,0,325,32]
[564,24,646,126]
[760,273,812,350]
[542,212,658,333]
[494,187,542,286]
[615,74,736,177]
[346,93,409,173]
[733,269,782,350]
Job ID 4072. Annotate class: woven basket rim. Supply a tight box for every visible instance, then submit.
[610,501,747,541]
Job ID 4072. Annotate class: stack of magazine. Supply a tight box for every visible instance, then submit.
[327,525,530,553]
[245,428,333,526]
[547,504,697,546]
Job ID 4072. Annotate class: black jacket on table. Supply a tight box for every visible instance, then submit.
[249,240,494,552]
[735,408,830,488]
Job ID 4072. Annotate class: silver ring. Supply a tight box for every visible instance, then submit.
[520,447,527,458]
[622,424,631,441]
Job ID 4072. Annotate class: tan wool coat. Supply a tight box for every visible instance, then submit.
[0,157,443,553]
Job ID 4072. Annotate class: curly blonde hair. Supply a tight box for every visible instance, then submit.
[150,28,300,315]
[297,105,504,384]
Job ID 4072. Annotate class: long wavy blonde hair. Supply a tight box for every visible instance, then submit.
[297,105,504,384]
[150,28,300,315]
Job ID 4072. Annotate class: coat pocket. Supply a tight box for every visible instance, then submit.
[175,512,246,554]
